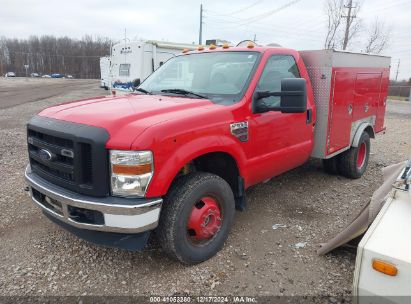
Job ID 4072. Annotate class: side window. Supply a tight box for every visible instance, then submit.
[256,55,300,108]
[119,64,130,77]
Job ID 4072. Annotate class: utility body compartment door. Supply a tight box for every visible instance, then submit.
[353,73,382,121]
[327,69,384,156]
[327,70,355,155]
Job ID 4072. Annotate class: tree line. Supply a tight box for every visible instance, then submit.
[0,35,111,78]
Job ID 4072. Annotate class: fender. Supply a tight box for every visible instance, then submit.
[351,122,375,147]
[145,135,248,198]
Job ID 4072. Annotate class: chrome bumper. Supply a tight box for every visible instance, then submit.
[25,165,162,233]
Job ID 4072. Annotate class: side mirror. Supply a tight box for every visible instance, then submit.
[255,78,307,113]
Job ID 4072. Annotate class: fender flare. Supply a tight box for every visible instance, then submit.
[351,123,375,147]
[145,136,248,197]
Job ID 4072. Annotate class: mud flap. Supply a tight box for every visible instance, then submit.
[235,176,247,211]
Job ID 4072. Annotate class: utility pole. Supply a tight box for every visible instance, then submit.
[342,0,355,50]
[199,4,203,45]
[395,59,400,82]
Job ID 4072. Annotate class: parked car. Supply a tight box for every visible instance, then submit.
[51,73,64,78]
[30,73,40,78]
[41,75,51,78]
[5,72,16,77]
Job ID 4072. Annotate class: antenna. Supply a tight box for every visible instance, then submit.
[199,4,203,45]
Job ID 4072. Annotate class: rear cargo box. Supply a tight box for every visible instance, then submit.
[300,50,390,159]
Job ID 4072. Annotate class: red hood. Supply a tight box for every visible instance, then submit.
[39,94,217,149]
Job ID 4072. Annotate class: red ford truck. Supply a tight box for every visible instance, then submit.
[25,44,390,264]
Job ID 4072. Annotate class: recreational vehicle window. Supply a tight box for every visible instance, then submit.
[119,64,130,77]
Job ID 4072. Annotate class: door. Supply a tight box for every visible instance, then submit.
[327,70,355,155]
[245,54,313,185]
[353,73,382,121]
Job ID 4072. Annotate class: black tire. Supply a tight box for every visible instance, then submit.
[157,172,235,265]
[322,156,340,175]
[338,132,370,179]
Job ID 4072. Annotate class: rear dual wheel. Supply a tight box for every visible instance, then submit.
[322,131,370,179]
[157,172,235,265]
[338,132,370,179]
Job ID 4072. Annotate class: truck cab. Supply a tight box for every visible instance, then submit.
[25,44,389,264]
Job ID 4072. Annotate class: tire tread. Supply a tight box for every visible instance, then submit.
[157,172,234,264]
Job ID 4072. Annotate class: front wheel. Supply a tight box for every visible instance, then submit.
[157,172,235,264]
[338,132,370,179]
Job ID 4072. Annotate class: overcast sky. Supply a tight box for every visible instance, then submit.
[1,0,410,80]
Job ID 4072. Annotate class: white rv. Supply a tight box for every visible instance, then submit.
[110,40,197,91]
[99,56,111,90]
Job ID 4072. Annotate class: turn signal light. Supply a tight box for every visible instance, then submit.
[112,163,152,175]
[372,259,398,276]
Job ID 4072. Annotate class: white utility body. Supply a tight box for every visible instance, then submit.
[99,56,111,90]
[353,158,411,303]
[109,40,197,91]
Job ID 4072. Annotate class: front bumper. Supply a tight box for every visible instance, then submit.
[25,165,162,234]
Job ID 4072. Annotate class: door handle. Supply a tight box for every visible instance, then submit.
[348,104,353,115]
[306,109,312,124]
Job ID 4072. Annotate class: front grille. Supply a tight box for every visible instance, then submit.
[28,129,76,183]
[80,143,93,185]
[27,116,110,197]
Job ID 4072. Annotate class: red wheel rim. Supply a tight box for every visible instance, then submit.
[187,197,222,243]
[357,142,366,169]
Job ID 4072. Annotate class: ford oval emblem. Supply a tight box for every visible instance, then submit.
[38,149,53,161]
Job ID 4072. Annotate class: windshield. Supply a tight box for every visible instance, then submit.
[139,51,260,104]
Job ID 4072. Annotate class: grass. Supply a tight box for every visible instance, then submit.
[388,95,409,101]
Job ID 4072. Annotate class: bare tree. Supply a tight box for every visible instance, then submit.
[324,0,345,49]
[323,0,362,50]
[364,18,391,54]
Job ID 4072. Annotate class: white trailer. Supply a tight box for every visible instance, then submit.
[353,157,411,303]
[99,56,111,90]
[110,40,197,91]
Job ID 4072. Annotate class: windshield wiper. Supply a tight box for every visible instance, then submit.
[134,87,152,95]
[161,89,207,99]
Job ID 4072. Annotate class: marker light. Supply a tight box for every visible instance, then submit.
[247,42,255,48]
[372,259,398,276]
[182,48,189,53]
[209,44,216,50]
[222,43,229,49]
[197,45,204,51]
[112,163,152,175]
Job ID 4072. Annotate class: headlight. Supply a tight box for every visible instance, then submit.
[110,150,153,197]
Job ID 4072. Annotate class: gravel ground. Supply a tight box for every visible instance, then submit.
[0,78,410,298]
